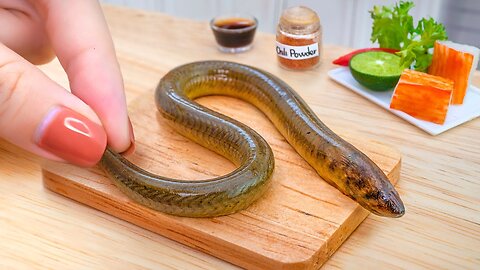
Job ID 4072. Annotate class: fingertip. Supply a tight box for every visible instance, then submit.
[99,111,133,154]
[120,139,136,156]
[120,117,136,156]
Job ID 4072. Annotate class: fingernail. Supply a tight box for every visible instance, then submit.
[35,106,107,167]
[120,116,136,156]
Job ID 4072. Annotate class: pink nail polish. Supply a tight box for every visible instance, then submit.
[35,106,107,167]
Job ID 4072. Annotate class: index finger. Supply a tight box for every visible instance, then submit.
[35,0,133,153]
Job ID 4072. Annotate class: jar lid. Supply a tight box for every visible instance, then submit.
[279,6,320,34]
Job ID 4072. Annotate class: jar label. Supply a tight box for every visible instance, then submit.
[276,42,319,60]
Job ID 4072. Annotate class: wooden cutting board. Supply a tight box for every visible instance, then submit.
[42,91,401,270]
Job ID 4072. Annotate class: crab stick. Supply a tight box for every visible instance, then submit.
[390,69,454,124]
[428,41,479,105]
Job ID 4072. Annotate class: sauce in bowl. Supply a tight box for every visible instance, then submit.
[210,16,257,53]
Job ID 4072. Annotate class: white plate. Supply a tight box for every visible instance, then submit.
[328,67,480,135]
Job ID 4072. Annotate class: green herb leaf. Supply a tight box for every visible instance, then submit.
[370,1,414,50]
[370,1,447,71]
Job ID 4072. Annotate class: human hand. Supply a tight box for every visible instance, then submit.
[0,0,134,167]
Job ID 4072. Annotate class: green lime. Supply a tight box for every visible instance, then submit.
[349,51,403,91]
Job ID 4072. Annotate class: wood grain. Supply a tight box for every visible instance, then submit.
[42,89,401,269]
[1,5,479,270]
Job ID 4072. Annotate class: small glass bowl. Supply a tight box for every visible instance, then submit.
[210,14,258,53]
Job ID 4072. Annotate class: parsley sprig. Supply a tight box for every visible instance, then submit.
[370,1,447,72]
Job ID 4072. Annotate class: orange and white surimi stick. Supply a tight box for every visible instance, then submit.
[429,41,479,105]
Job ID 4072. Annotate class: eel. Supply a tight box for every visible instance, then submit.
[100,61,405,218]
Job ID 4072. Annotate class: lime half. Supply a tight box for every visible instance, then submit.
[349,51,403,91]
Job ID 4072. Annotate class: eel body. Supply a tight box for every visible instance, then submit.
[100,61,405,218]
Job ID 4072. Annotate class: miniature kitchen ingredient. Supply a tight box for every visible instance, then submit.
[332,47,399,66]
[210,15,258,53]
[101,61,405,218]
[390,69,453,124]
[428,40,480,105]
[349,51,403,91]
[370,1,447,72]
[276,6,321,70]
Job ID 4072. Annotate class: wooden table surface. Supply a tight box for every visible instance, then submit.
[1,5,479,270]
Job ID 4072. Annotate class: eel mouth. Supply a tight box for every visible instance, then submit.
[367,190,406,218]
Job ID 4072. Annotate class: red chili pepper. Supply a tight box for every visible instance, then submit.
[332,48,399,66]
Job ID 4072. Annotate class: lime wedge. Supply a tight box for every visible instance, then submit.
[349,51,403,91]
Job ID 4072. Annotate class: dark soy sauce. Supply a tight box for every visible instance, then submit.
[212,18,257,48]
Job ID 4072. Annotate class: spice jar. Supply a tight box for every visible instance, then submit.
[276,6,322,70]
